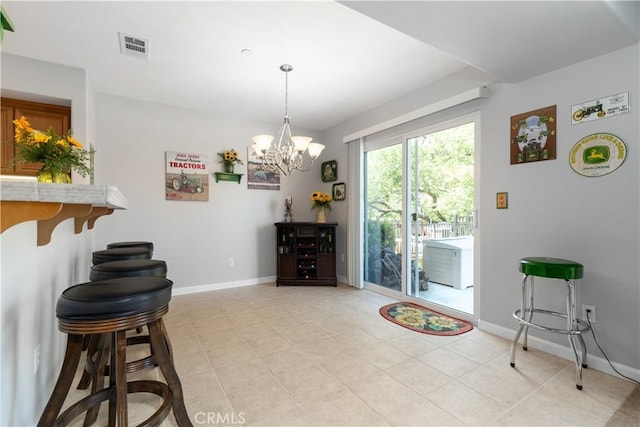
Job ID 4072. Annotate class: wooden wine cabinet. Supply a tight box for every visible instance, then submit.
[275,222,337,286]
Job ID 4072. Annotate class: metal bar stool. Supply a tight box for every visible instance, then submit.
[510,257,590,389]
[38,277,192,426]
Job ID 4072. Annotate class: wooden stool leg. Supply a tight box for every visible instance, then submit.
[37,334,84,427]
[161,319,174,361]
[148,320,193,427]
[83,334,110,426]
[115,330,128,426]
[77,333,102,390]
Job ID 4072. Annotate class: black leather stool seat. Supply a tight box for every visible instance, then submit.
[107,241,154,253]
[92,247,152,265]
[57,277,172,320]
[90,259,167,281]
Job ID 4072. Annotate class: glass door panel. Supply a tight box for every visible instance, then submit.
[363,142,404,291]
[406,122,475,314]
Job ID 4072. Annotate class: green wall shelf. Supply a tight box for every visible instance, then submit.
[214,172,243,184]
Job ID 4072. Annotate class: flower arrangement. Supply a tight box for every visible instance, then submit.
[310,191,333,211]
[12,116,92,180]
[218,149,243,173]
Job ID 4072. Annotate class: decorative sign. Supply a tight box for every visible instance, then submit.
[571,92,630,125]
[165,151,209,201]
[510,105,556,164]
[246,147,280,190]
[569,133,627,177]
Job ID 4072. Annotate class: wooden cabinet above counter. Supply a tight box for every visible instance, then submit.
[0,180,128,245]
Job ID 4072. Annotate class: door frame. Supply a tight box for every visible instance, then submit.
[361,112,480,323]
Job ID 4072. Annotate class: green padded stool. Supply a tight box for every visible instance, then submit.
[510,257,590,390]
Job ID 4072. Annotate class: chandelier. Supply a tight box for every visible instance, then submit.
[252,64,325,176]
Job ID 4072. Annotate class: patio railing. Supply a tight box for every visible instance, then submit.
[390,213,475,254]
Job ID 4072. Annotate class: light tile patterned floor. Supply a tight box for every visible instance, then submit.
[62,283,636,426]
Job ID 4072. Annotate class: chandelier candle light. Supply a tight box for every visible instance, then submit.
[252,64,325,176]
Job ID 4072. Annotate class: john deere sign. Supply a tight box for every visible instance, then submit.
[569,133,626,177]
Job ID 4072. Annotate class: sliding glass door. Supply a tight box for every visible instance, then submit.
[406,122,475,314]
[363,115,477,316]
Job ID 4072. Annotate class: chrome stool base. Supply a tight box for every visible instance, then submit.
[510,257,590,390]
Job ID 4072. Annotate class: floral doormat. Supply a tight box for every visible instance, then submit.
[379,302,473,336]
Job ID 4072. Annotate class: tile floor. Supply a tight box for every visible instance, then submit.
[61,283,636,426]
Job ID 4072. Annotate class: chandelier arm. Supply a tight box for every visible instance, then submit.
[291,156,318,172]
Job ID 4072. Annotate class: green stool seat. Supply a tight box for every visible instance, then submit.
[519,257,583,280]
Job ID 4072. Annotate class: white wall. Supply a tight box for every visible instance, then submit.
[0,53,93,426]
[479,44,639,371]
[93,93,327,290]
[322,46,640,375]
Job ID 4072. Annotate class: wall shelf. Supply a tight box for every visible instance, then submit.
[0,180,127,246]
[214,172,243,184]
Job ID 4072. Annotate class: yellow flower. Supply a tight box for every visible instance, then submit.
[395,312,426,328]
[218,149,243,166]
[310,191,333,211]
[11,116,93,178]
[427,316,458,330]
[33,132,51,143]
[13,116,34,141]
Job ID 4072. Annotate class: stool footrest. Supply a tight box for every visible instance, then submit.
[55,380,171,426]
[513,308,591,335]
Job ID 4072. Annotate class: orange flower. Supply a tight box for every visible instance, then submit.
[66,135,83,149]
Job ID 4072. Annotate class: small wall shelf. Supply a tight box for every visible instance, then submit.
[214,172,243,184]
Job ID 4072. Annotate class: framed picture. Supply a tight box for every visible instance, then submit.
[165,151,209,201]
[332,182,346,201]
[510,105,556,165]
[321,160,337,182]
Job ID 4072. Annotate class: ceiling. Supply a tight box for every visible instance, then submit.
[2,1,638,131]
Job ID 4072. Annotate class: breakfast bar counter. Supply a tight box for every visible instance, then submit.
[0,181,128,245]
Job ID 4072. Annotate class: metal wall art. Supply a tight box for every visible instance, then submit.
[246,147,280,190]
[571,92,629,125]
[510,105,556,165]
[165,151,209,201]
[569,133,627,177]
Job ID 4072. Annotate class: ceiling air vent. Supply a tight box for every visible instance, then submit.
[118,32,149,60]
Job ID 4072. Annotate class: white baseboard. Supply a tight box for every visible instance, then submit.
[478,320,640,383]
[171,276,276,296]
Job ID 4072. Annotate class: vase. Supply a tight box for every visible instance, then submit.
[37,169,71,184]
[224,163,234,173]
[316,208,327,223]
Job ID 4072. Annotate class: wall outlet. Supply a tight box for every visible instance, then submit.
[228,257,234,267]
[34,344,40,374]
[582,304,596,323]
